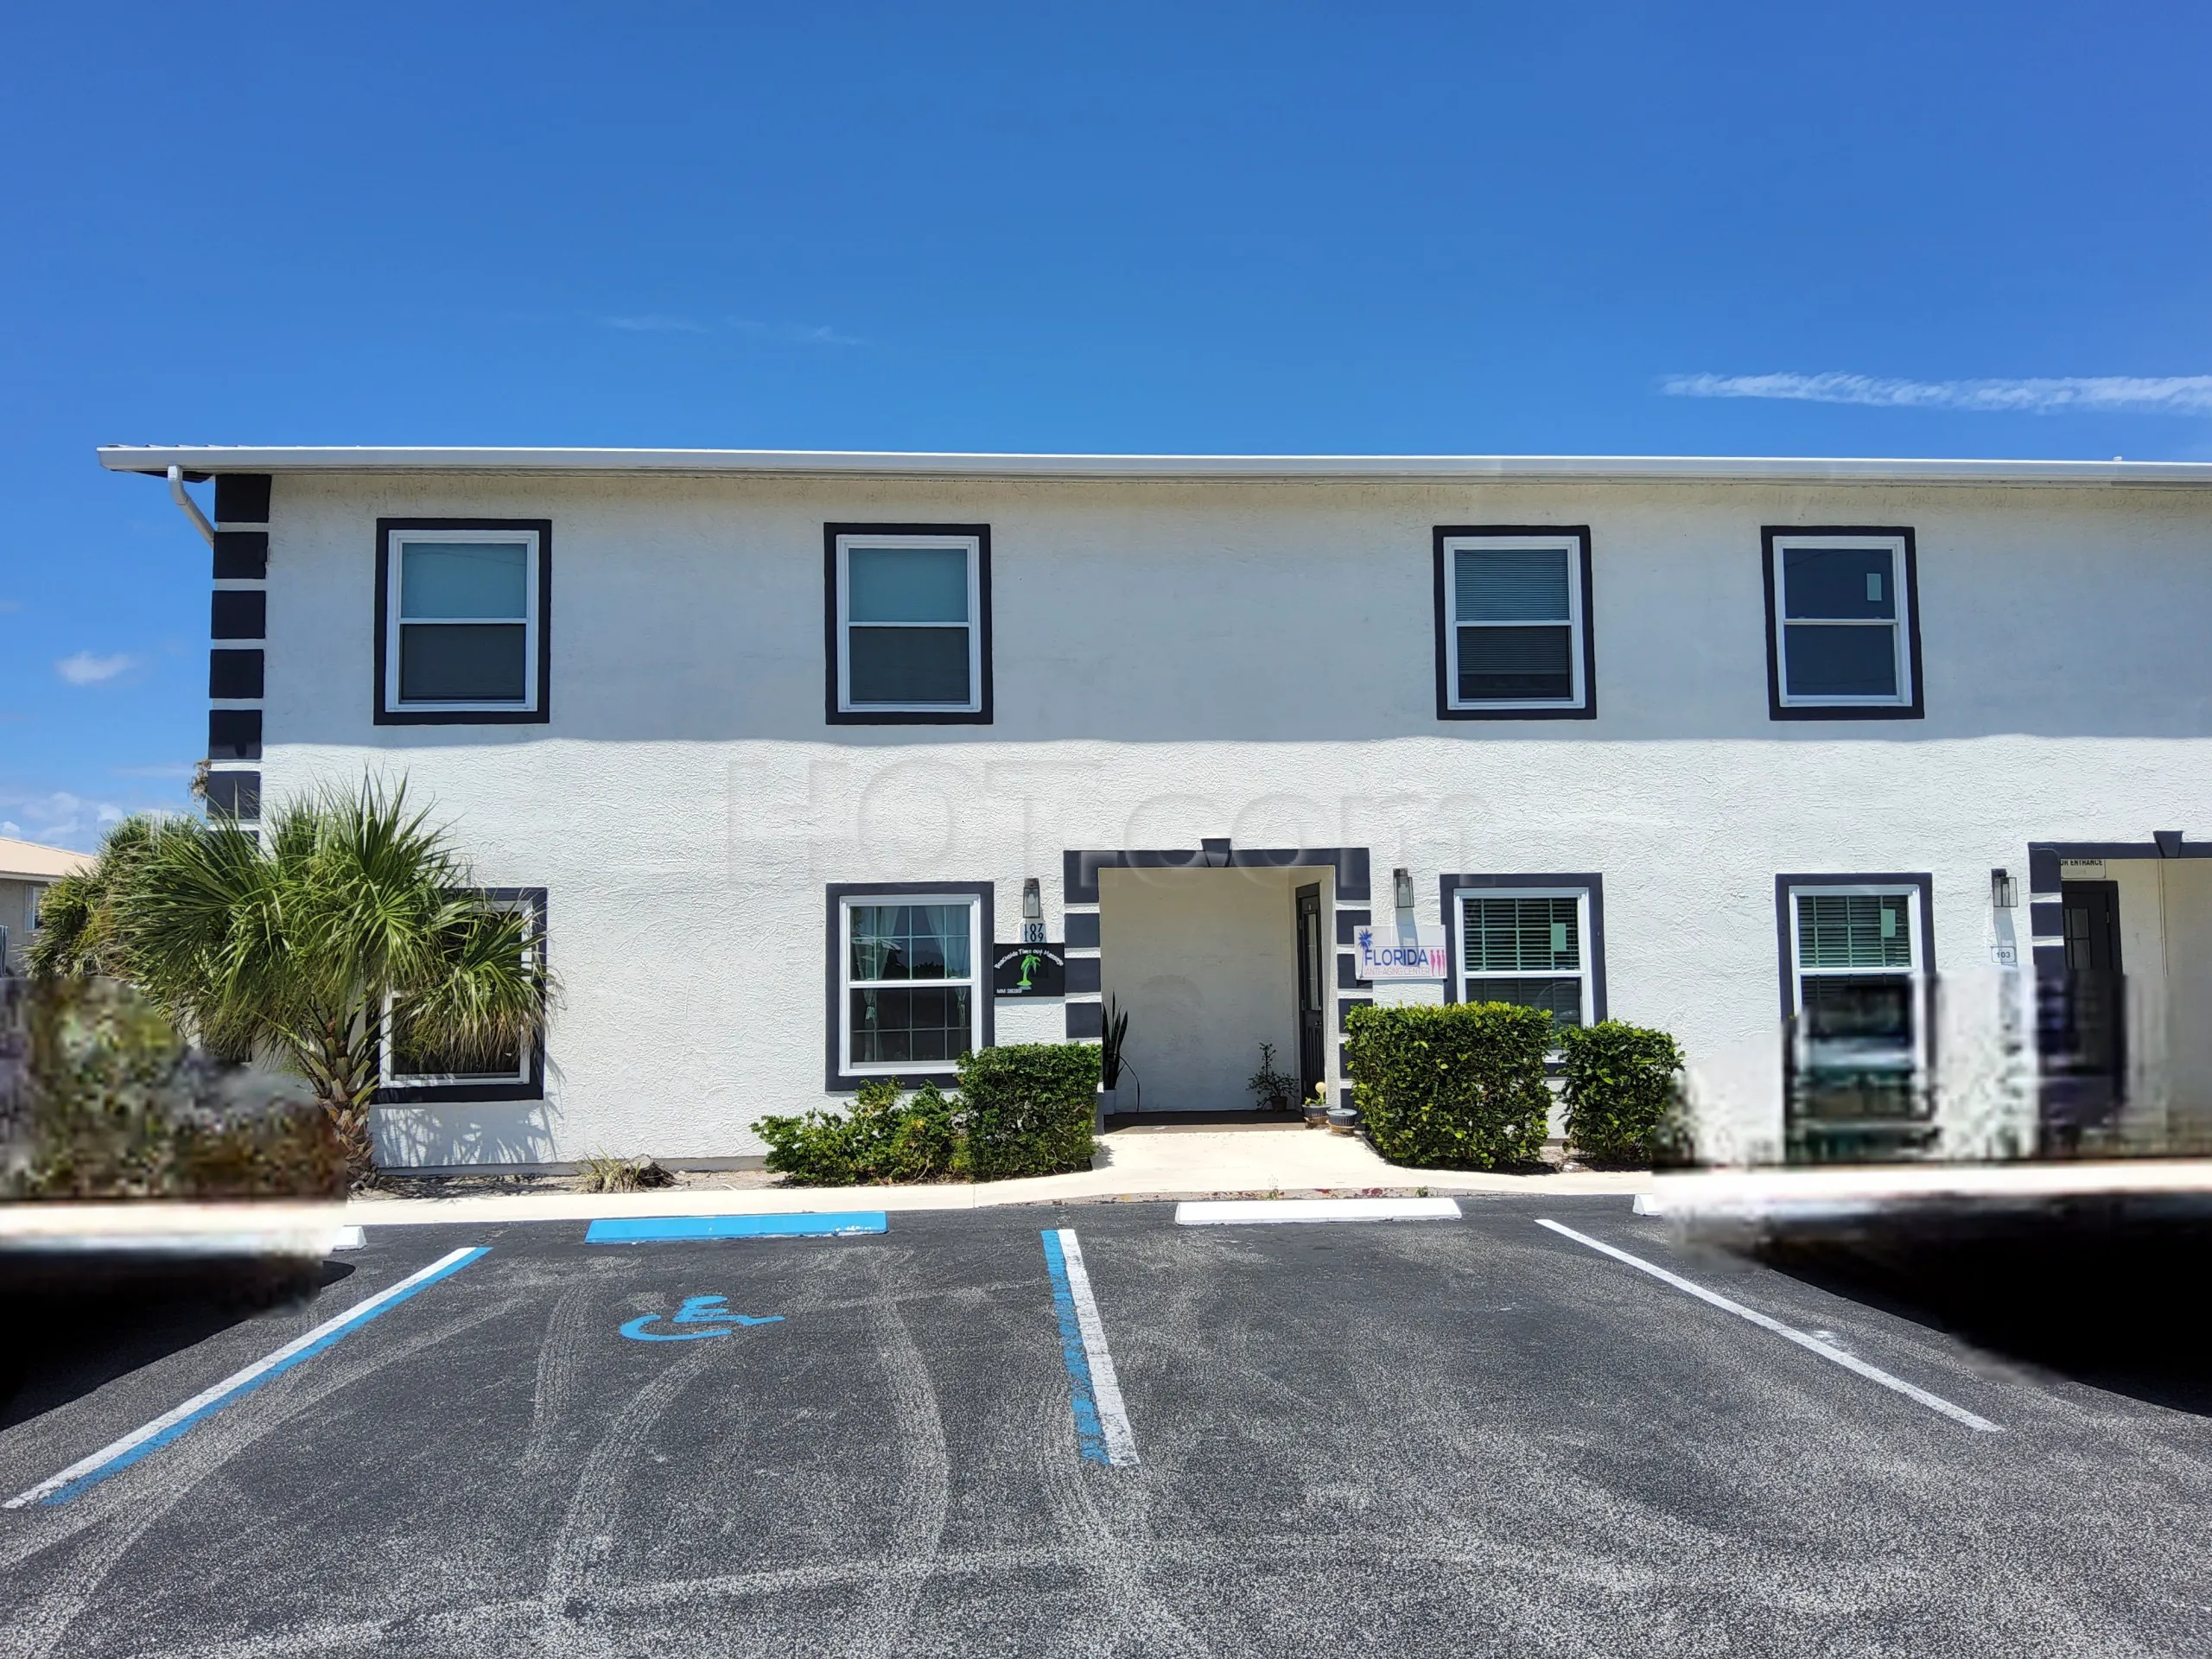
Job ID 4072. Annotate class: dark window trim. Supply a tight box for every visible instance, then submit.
[1771,872,1936,1020]
[823,523,995,726]
[1761,526,1924,721]
[1438,873,1608,1020]
[374,887,549,1103]
[824,880,996,1090]
[373,518,553,727]
[1431,524,1598,721]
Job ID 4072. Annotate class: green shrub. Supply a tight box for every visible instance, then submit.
[953,1043,1099,1181]
[758,1078,960,1185]
[1557,1021,1684,1165]
[3,976,344,1200]
[759,1045,1097,1185]
[1344,1002,1553,1170]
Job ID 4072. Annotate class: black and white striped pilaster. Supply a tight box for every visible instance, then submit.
[205,474,270,825]
[1062,901,1102,1039]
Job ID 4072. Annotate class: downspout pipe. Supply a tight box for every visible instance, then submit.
[168,465,215,546]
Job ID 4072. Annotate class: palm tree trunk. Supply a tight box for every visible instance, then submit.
[308,1015,379,1191]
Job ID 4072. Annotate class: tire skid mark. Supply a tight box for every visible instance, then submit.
[841,1249,952,1659]
[0,1294,524,1659]
[536,1341,721,1656]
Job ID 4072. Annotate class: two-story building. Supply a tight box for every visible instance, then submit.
[99,446,2212,1171]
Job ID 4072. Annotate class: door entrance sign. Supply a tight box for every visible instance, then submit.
[620,1294,785,1342]
[1355,923,1448,981]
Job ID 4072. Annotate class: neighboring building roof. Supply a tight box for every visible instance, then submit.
[96,445,2212,488]
[0,836,92,884]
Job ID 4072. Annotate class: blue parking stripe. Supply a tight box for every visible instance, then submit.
[1040,1228,1110,1465]
[584,1212,887,1243]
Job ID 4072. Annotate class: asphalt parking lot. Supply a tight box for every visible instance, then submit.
[3,1196,2211,1658]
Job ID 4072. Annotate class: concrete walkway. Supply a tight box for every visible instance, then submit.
[338,1128,1650,1229]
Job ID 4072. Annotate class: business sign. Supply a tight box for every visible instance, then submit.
[993,944,1066,997]
[1355,923,1448,981]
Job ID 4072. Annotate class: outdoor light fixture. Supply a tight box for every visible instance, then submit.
[1990,868,2018,909]
[1393,867,1414,913]
[1020,877,1044,943]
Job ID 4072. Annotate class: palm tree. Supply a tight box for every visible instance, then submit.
[31,780,550,1186]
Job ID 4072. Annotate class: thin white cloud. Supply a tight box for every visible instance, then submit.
[1662,372,2212,416]
[605,313,709,333]
[0,790,130,850]
[54,650,136,686]
[111,763,197,779]
[0,597,22,613]
[603,313,862,346]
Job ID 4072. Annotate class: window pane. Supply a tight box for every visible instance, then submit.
[1454,547,1569,622]
[1783,547,1896,620]
[849,626,971,705]
[1800,976,1913,1045]
[1465,976,1582,1027]
[1798,894,1911,969]
[399,623,528,702]
[849,546,970,623]
[1783,624,1897,698]
[390,1012,522,1080]
[1457,626,1572,702]
[849,904,972,982]
[850,986,972,1065]
[401,542,529,619]
[1463,897,1580,972]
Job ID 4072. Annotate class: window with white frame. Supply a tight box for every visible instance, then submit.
[830,528,988,719]
[1764,531,1918,715]
[1436,529,1592,716]
[380,891,543,1091]
[839,895,983,1072]
[1454,888,1594,1027]
[379,524,545,718]
[1785,884,1926,1082]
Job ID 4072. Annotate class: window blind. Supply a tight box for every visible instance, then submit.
[1796,894,1911,969]
[1454,548,1568,622]
[1462,897,1580,973]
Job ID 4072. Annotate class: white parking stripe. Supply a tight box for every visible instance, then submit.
[1535,1218,2001,1433]
[1176,1198,1462,1225]
[1051,1229,1138,1467]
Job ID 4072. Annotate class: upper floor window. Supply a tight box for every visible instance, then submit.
[826,524,993,724]
[1433,527,1594,720]
[375,519,551,725]
[1763,529,1922,720]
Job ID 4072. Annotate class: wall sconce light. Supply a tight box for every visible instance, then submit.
[1200,837,1231,869]
[1990,868,2018,909]
[1393,867,1415,914]
[1020,877,1044,943]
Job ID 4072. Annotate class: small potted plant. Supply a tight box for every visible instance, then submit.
[1302,1085,1330,1129]
[1096,995,1131,1128]
[1246,1043,1298,1114]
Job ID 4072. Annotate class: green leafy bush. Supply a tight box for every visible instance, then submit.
[1344,1002,1553,1170]
[955,1043,1099,1180]
[758,1078,960,1185]
[3,977,344,1200]
[1557,1021,1685,1165]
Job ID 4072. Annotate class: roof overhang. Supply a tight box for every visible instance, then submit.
[96,445,2212,487]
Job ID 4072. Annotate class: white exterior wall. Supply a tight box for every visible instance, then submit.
[238,470,2212,1167]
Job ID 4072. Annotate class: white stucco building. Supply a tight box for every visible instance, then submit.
[98,446,2212,1171]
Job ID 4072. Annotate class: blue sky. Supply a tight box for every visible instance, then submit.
[2,3,2207,849]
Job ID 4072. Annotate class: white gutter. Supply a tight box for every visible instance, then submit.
[98,445,2212,487]
[166,465,215,545]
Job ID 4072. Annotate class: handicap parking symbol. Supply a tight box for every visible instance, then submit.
[620,1294,785,1343]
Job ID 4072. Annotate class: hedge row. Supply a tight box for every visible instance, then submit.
[1344,1002,1682,1169]
[759,1041,1099,1185]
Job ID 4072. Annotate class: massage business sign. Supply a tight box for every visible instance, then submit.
[1354,922,1448,982]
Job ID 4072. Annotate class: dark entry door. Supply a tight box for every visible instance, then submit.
[1295,884,1325,1103]
[2049,880,2126,1112]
